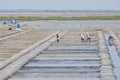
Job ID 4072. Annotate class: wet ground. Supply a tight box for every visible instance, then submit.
[1,20,120,80]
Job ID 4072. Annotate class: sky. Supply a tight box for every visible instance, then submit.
[0,0,120,10]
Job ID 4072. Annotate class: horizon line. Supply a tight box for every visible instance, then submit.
[0,9,120,12]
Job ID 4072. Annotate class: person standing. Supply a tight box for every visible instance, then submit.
[86,32,91,42]
[80,34,85,42]
[56,34,59,43]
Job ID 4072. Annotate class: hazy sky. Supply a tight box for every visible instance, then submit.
[0,0,120,10]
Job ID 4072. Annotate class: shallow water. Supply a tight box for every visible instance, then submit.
[104,33,120,80]
[26,20,120,30]
[7,35,101,80]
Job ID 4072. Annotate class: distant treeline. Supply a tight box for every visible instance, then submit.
[1,16,120,21]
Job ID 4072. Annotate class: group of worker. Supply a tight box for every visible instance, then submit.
[56,32,91,43]
[80,32,91,42]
